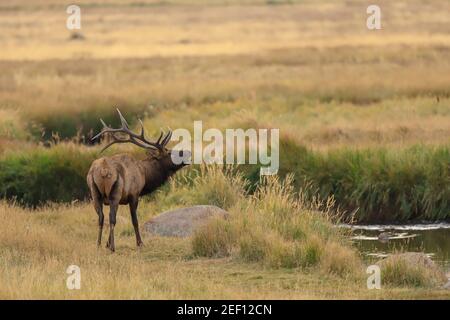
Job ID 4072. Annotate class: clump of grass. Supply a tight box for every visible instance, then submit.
[191,218,237,258]
[297,235,323,268]
[191,170,362,276]
[377,253,448,288]
[320,242,363,278]
[382,260,430,287]
[156,165,248,211]
[231,176,353,270]
[238,228,269,263]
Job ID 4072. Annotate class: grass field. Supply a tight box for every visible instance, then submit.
[0,167,448,299]
[0,203,448,299]
[0,0,449,299]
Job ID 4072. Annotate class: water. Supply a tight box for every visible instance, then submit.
[339,223,450,273]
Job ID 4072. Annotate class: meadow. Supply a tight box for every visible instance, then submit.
[0,0,449,299]
[0,166,448,299]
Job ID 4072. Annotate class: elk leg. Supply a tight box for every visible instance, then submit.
[129,199,144,247]
[106,203,118,252]
[94,200,104,247]
[90,181,104,247]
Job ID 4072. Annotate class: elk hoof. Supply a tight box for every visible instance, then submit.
[137,241,144,248]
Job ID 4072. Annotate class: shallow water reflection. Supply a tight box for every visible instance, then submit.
[339,223,450,273]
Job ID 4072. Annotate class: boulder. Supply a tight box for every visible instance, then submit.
[143,205,229,237]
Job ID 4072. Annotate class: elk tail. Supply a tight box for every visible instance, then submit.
[93,159,116,198]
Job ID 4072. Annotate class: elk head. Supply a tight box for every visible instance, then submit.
[92,109,191,170]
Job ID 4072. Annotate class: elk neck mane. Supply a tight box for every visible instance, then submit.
[138,157,173,196]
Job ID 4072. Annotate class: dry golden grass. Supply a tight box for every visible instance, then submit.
[1,46,449,150]
[0,1,449,60]
[0,200,449,299]
[141,95,450,150]
[0,166,448,299]
[0,0,448,149]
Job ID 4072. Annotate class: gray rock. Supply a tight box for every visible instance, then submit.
[143,205,229,237]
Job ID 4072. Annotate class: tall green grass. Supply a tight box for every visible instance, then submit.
[28,105,148,142]
[243,138,450,222]
[0,139,448,222]
[0,144,97,206]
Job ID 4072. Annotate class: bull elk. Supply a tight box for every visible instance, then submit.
[87,109,190,252]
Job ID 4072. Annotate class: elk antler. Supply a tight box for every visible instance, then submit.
[92,109,172,153]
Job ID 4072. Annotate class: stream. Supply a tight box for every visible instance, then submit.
[339,222,450,273]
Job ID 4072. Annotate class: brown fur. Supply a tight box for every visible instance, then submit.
[87,148,188,252]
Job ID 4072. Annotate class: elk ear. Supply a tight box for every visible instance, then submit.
[146,148,159,158]
[147,148,168,160]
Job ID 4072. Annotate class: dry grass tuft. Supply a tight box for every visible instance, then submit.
[192,170,363,275]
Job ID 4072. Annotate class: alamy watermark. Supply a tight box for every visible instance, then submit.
[66,265,81,290]
[170,121,279,176]
[66,5,81,30]
[366,5,381,30]
[66,4,381,32]
[366,265,381,289]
